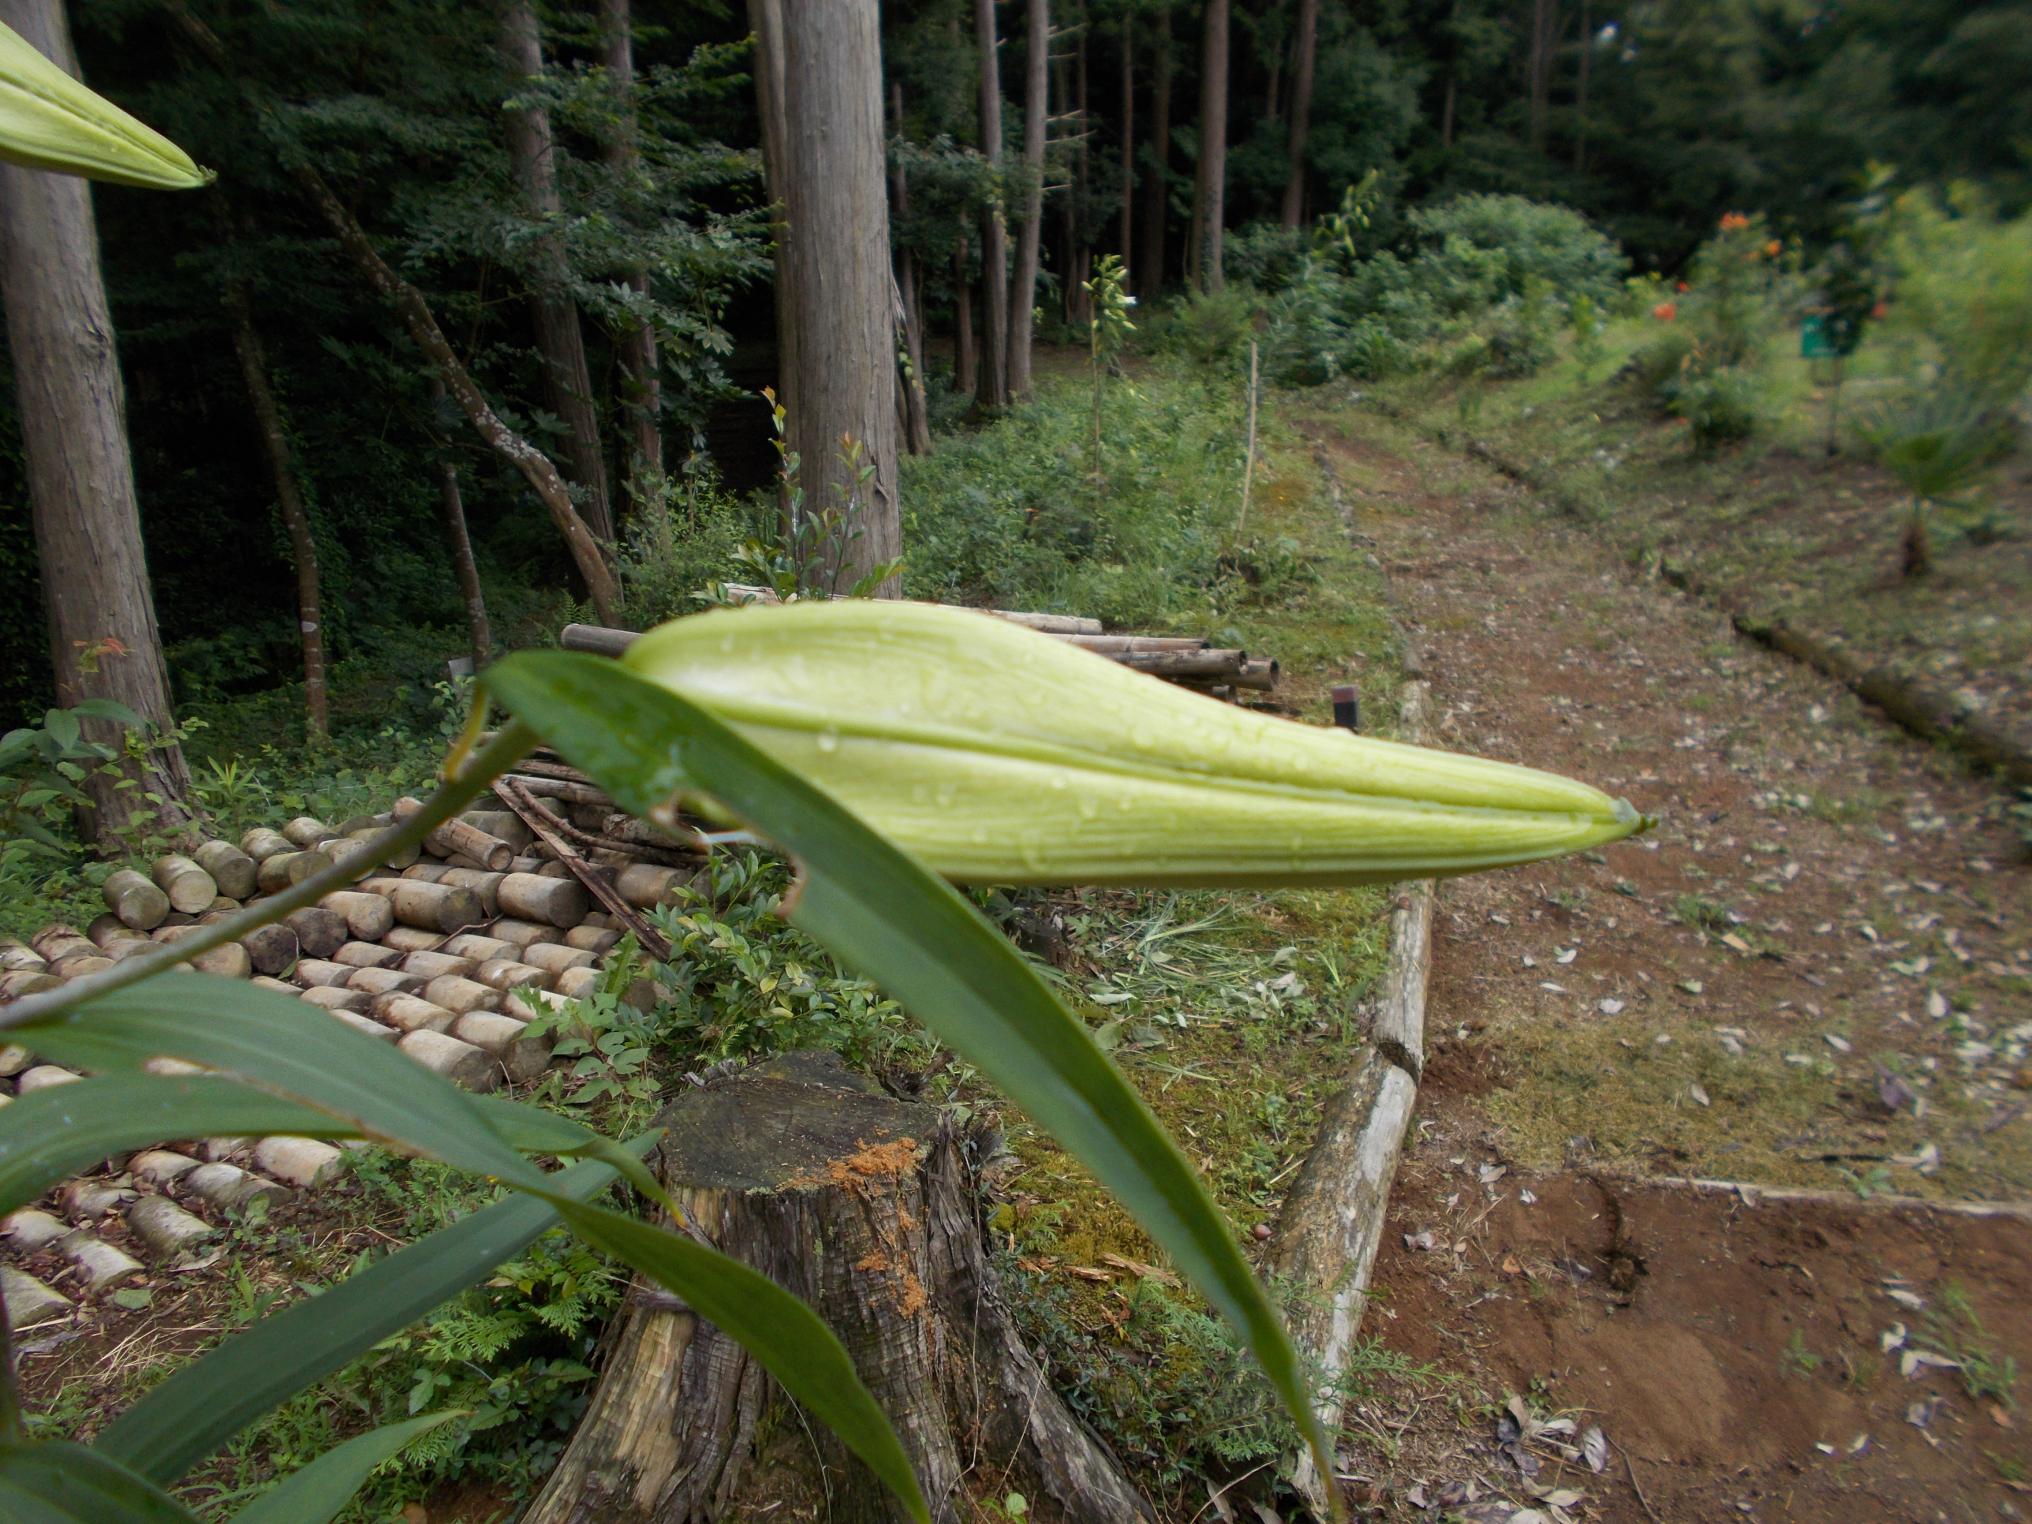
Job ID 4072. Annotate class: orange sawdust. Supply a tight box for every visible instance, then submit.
[822,1135,921,1192]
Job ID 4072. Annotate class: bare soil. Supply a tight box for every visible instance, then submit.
[1305,408,2032,1522]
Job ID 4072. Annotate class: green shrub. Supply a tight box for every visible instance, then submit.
[900,363,1243,627]
[1144,285,1261,371]
[1666,366,1762,449]
[613,465,757,625]
[1479,279,1560,379]
[1628,326,1696,397]
[1883,186,2032,411]
[1225,224,1313,295]
[1408,194,1628,314]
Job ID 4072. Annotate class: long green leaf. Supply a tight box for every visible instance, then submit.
[0,1441,199,1523]
[16,979,540,1190]
[95,1153,632,1484]
[543,1196,930,1523]
[0,1075,362,1217]
[230,1413,460,1524]
[485,649,1334,1488]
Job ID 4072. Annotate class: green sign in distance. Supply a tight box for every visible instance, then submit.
[1800,314,1840,359]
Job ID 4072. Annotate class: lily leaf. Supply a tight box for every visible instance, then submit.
[620,600,1647,886]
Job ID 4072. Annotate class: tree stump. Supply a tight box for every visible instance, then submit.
[526,1051,1152,1524]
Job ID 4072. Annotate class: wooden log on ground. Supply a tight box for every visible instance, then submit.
[524,1050,1153,1524]
[193,839,259,900]
[281,816,335,848]
[344,826,418,871]
[356,876,485,934]
[102,869,169,931]
[1112,648,1249,680]
[257,849,332,895]
[458,809,535,851]
[152,924,252,980]
[1266,680,1433,1518]
[393,795,514,871]
[87,913,147,951]
[284,907,349,961]
[238,827,294,862]
[198,913,298,977]
[497,871,589,929]
[320,890,395,943]
[150,854,218,914]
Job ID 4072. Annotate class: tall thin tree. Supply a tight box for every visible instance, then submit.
[1117,8,1134,274]
[1136,1,1171,295]
[501,0,614,545]
[890,84,933,456]
[748,0,902,596]
[1280,0,1319,227]
[223,270,328,741]
[599,0,662,496]
[0,0,192,838]
[1007,0,1049,396]
[427,379,494,668]
[1194,0,1230,290]
[1528,0,1559,153]
[974,0,1012,408]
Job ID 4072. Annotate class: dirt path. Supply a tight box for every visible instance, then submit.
[1303,410,2032,1522]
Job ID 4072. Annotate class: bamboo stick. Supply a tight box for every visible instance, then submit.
[319,890,395,943]
[257,850,333,895]
[239,827,294,862]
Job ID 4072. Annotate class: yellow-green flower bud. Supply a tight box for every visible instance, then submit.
[0,21,209,190]
[625,601,1649,886]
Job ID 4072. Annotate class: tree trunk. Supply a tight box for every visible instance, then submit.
[974,0,1011,409]
[1901,501,1931,579]
[953,237,977,393]
[524,1052,1155,1524]
[748,0,902,597]
[222,275,328,742]
[163,0,622,625]
[889,85,933,457]
[600,0,663,494]
[1006,0,1050,399]
[428,379,494,666]
[1280,0,1319,228]
[0,0,191,842]
[1572,0,1591,174]
[1528,0,1558,154]
[1194,0,1229,291]
[1441,74,1457,148]
[1117,13,1134,275]
[1136,3,1171,296]
[1068,18,1091,324]
[501,0,614,546]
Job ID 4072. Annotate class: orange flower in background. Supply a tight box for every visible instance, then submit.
[1764,240,1782,257]
[1871,300,1889,320]
[1719,211,1751,232]
[1675,280,1690,293]
[1652,302,1677,321]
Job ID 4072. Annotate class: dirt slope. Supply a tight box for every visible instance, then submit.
[1306,409,2032,1523]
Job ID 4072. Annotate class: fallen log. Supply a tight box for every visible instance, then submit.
[102,869,170,932]
[393,795,515,871]
[1268,680,1434,1517]
[150,854,218,915]
[526,1051,1153,1524]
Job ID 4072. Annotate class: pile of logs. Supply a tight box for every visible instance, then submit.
[0,771,701,1329]
[560,586,1281,697]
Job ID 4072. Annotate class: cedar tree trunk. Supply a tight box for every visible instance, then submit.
[428,378,495,666]
[0,0,192,840]
[748,0,902,596]
[974,0,1011,409]
[889,85,932,456]
[1136,2,1171,295]
[1193,0,1229,290]
[502,0,614,545]
[1117,13,1134,274]
[1280,0,1319,227]
[1006,0,1049,398]
[223,276,328,741]
[600,0,663,493]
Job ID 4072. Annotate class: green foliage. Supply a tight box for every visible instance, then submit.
[1882,186,2032,410]
[1669,366,1764,450]
[900,364,1245,628]
[613,465,754,628]
[645,851,919,1068]
[1407,194,1629,315]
